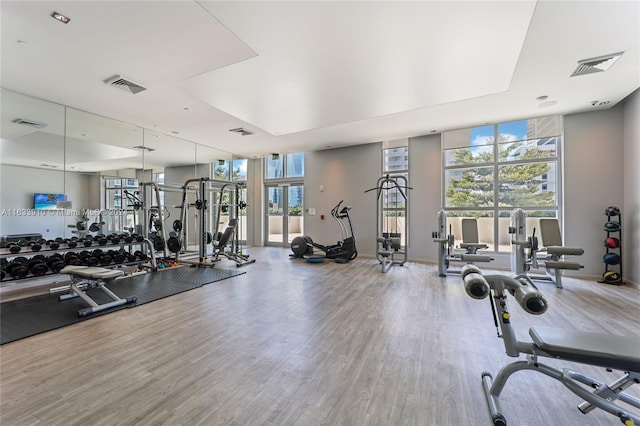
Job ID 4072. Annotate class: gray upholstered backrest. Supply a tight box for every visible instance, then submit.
[461,218,479,243]
[540,218,562,246]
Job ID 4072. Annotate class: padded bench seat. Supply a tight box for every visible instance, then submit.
[530,327,640,372]
[61,265,124,280]
[58,265,134,317]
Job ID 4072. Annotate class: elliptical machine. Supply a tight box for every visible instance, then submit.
[290,200,358,263]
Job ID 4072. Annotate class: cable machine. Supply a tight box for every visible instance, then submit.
[364,174,411,272]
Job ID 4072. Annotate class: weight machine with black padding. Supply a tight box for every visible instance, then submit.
[364,175,411,273]
[509,208,584,289]
[461,264,640,426]
[168,178,254,267]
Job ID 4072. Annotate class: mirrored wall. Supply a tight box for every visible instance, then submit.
[0,88,238,244]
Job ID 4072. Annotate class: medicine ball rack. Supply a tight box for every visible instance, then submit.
[0,236,157,283]
[599,206,623,285]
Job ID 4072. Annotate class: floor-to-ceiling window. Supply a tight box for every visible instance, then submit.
[442,116,562,251]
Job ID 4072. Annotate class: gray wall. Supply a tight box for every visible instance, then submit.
[408,134,442,263]
[564,106,624,279]
[304,144,381,257]
[622,88,639,285]
[0,165,90,239]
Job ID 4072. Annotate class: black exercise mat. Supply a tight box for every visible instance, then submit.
[0,267,245,345]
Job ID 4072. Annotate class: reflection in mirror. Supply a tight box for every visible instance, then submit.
[64,108,144,238]
[0,89,66,244]
[140,130,197,250]
[195,144,235,245]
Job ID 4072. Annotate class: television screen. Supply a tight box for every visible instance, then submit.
[34,193,66,210]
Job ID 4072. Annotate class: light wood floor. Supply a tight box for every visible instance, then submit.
[1,247,638,426]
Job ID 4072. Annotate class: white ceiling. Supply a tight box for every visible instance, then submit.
[1,0,639,165]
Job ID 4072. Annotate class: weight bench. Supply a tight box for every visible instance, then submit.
[461,264,640,426]
[58,266,137,317]
[211,219,255,267]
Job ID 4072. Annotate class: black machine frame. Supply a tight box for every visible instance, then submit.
[290,200,357,263]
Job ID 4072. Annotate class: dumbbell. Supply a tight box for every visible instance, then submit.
[27,241,42,252]
[80,237,94,247]
[113,249,127,264]
[131,234,145,243]
[64,252,83,266]
[66,239,78,249]
[46,254,67,273]
[6,257,30,279]
[1,258,8,281]
[7,243,21,254]
[91,249,112,266]
[78,250,99,267]
[134,250,148,261]
[47,240,60,250]
[28,255,49,276]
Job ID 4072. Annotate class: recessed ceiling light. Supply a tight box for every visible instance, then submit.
[539,101,558,108]
[51,11,71,24]
[171,131,180,135]
[183,107,190,111]
[536,95,548,101]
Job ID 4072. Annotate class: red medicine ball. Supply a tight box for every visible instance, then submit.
[604,237,620,249]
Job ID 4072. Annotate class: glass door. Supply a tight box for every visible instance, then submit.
[265,184,304,246]
[266,186,284,245]
[287,185,304,244]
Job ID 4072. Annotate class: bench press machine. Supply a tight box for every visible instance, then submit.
[461,264,640,426]
[432,210,493,277]
[510,208,584,288]
[55,266,137,317]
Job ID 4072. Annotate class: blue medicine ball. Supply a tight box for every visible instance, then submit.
[603,253,621,265]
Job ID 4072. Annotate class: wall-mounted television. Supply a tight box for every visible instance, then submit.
[34,193,66,210]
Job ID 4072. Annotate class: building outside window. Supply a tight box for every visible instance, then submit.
[381,146,409,247]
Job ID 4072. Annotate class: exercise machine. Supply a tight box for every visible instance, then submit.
[510,208,584,288]
[211,218,255,267]
[290,200,357,263]
[461,264,639,426]
[364,175,411,272]
[54,265,137,317]
[432,209,493,277]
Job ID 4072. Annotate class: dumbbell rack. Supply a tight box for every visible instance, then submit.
[1,238,157,284]
[599,207,623,285]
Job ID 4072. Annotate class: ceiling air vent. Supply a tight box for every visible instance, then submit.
[229,127,254,136]
[570,52,624,77]
[104,75,147,94]
[132,145,155,152]
[12,118,47,128]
